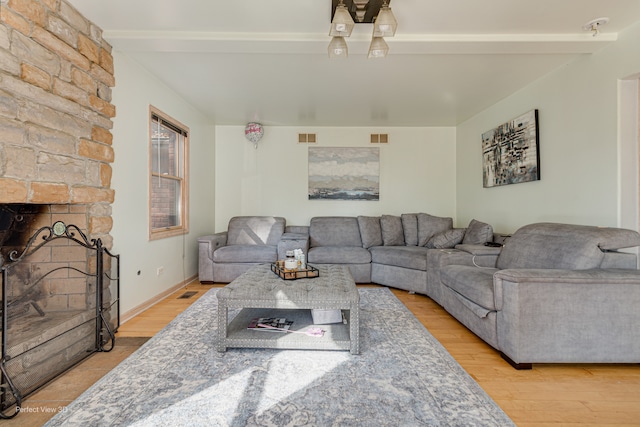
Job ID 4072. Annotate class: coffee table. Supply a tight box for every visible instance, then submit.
[216,264,360,354]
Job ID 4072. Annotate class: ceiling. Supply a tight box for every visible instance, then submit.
[68,0,640,127]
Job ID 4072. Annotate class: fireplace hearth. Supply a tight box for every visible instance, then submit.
[0,204,119,419]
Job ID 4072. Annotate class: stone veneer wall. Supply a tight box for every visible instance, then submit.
[0,0,115,247]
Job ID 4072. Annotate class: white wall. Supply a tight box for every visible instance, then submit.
[456,21,640,234]
[215,126,456,230]
[111,52,215,315]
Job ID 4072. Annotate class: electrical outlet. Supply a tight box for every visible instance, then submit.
[156,267,164,276]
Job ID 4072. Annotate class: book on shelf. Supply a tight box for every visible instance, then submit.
[247,317,293,332]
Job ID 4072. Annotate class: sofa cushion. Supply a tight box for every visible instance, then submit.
[401,214,419,246]
[370,246,429,270]
[227,216,286,246]
[426,228,466,249]
[213,245,278,263]
[440,265,499,311]
[307,246,372,264]
[309,217,362,247]
[417,213,453,246]
[461,219,493,245]
[357,216,383,249]
[380,215,405,246]
[496,223,614,270]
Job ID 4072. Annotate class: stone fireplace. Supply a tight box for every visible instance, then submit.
[1,0,117,417]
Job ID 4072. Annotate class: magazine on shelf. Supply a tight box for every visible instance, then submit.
[247,317,293,332]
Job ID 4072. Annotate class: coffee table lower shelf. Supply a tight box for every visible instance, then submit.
[219,308,354,353]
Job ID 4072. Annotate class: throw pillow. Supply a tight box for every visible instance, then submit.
[462,219,494,245]
[426,228,466,249]
[380,215,405,246]
[417,213,453,246]
[357,216,383,249]
[401,213,419,246]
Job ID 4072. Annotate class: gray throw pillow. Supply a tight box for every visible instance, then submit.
[380,215,405,246]
[357,216,383,249]
[417,213,453,246]
[462,219,494,244]
[401,213,419,246]
[426,228,466,249]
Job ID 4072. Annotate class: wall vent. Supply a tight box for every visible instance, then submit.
[298,133,317,143]
[370,133,389,143]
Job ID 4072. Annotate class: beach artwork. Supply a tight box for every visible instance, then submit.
[308,147,380,200]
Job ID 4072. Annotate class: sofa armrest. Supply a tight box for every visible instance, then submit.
[451,244,500,268]
[493,268,640,364]
[494,268,640,310]
[495,268,640,285]
[426,248,480,269]
[425,248,485,305]
[455,244,502,257]
[278,233,310,259]
[198,232,228,260]
[285,225,310,235]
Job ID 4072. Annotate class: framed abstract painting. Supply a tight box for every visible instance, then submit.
[482,109,540,188]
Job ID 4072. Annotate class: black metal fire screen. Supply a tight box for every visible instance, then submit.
[0,221,120,419]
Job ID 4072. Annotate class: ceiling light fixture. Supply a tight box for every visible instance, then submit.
[328,0,354,58]
[582,17,609,37]
[328,0,397,59]
[373,1,397,37]
[328,36,349,58]
[329,0,355,37]
[368,36,389,59]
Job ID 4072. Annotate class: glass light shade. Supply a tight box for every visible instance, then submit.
[329,4,355,37]
[373,5,397,37]
[328,36,348,58]
[368,37,389,59]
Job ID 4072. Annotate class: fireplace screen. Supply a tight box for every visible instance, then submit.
[0,215,119,419]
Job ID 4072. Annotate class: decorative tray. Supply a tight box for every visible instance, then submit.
[271,262,319,280]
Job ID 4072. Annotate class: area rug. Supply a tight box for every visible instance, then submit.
[45,288,514,426]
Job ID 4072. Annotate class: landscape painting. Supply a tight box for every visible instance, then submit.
[482,109,540,188]
[308,147,380,200]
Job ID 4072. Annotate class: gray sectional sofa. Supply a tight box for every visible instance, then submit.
[438,223,640,368]
[198,216,286,283]
[302,214,493,290]
[199,215,640,368]
[199,213,494,287]
[198,216,312,283]
[306,216,373,283]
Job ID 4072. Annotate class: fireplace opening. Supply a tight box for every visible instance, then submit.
[0,204,120,419]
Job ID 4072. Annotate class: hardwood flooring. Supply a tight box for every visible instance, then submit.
[5,282,640,426]
[395,288,640,427]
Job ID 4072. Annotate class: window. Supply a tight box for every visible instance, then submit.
[149,106,189,240]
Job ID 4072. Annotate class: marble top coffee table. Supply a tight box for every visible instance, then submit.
[216,264,360,354]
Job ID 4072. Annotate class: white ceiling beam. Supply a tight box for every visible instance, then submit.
[104,30,616,55]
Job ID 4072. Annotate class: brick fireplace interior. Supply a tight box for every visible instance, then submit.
[1,0,118,416]
[1,203,94,328]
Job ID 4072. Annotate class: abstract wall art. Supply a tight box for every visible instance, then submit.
[482,109,540,188]
[308,147,380,200]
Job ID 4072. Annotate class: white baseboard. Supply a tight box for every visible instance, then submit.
[119,275,198,324]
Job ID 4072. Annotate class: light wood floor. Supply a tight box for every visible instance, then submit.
[6,282,640,426]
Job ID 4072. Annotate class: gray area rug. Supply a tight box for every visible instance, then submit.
[45,288,514,426]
